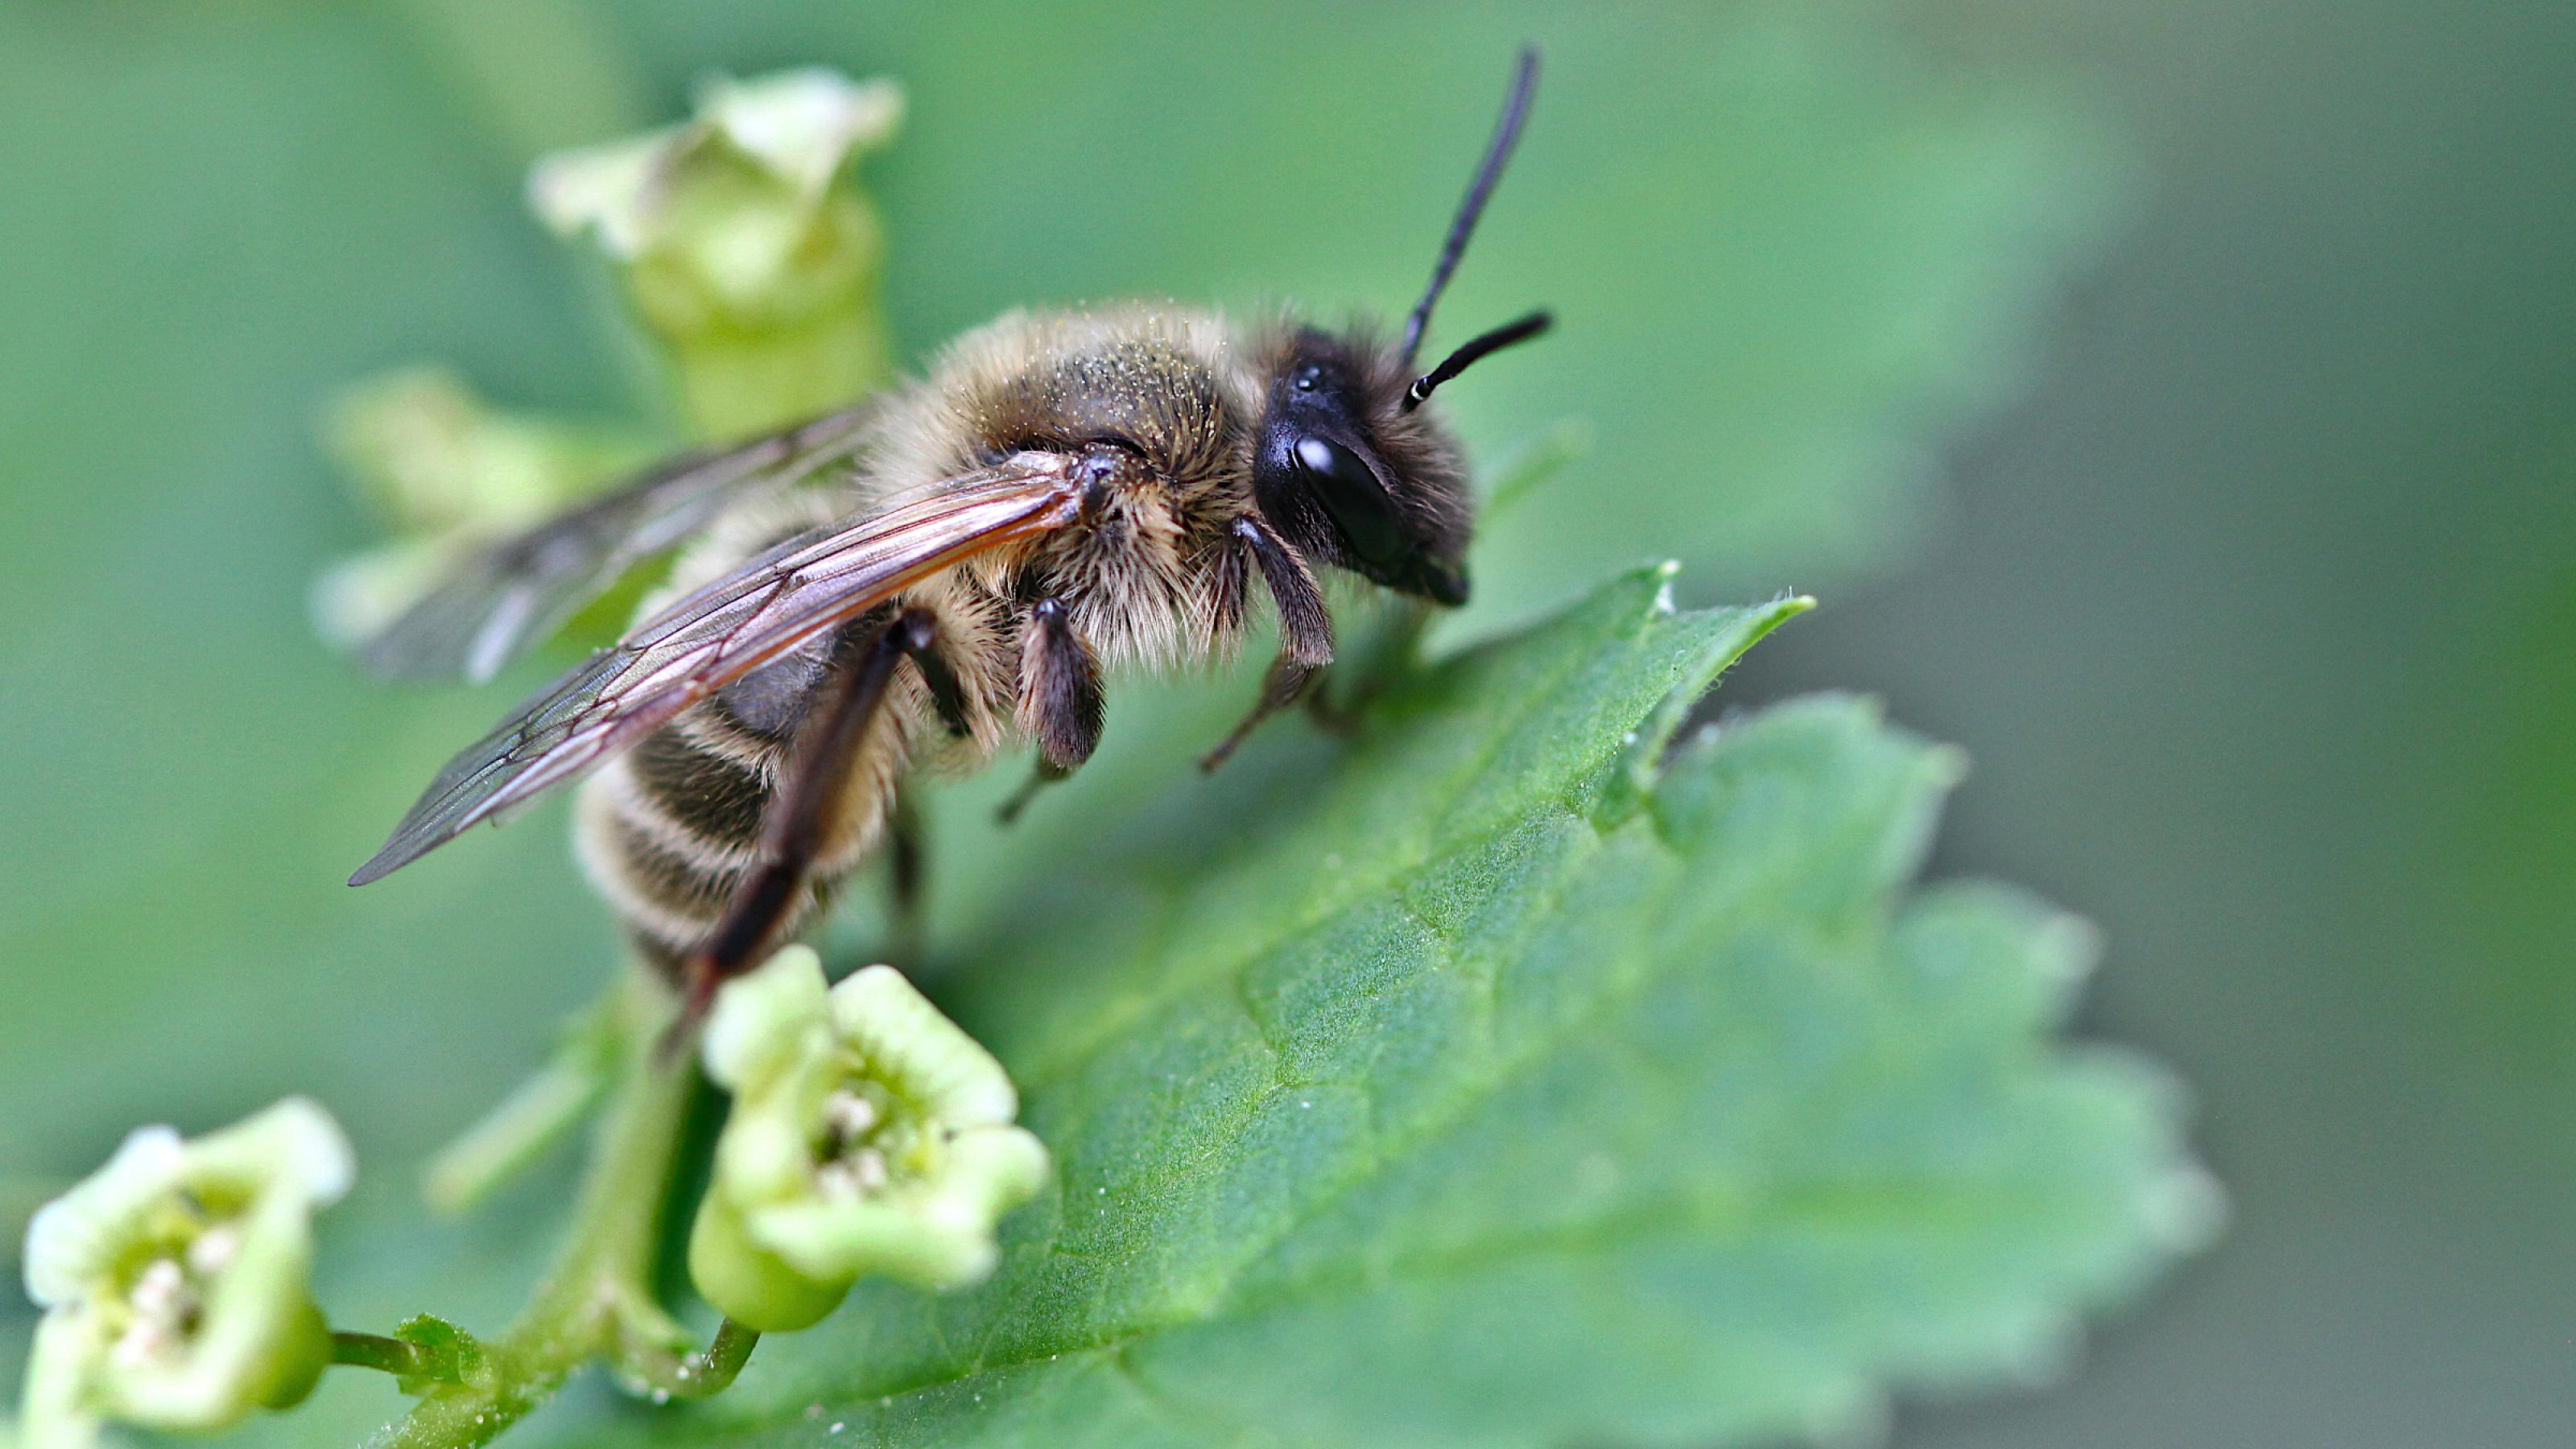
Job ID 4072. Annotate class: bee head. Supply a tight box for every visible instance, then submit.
[1250,47,1550,609]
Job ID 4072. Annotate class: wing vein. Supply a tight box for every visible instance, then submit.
[349,461,1082,886]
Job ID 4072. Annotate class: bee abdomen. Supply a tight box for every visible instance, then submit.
[576,705,830,969]
[627,724,774,846]
[575,657,903,972]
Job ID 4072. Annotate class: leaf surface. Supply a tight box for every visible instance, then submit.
[601,569,2208,1448]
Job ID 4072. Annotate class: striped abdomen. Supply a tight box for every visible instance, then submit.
[573,621,915,974]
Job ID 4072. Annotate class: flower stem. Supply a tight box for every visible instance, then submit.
[421,996,620,1215]
[616,1317,761,1400]
[382,0,651,162]
[369,969,740,1449]
[332,1333,454,1383]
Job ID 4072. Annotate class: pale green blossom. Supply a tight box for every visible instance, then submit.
[17,1100,352,1446]
[311,366,646,671]
[528,68,903,436]
[690,947,1047,1331]
[313,68,904,669]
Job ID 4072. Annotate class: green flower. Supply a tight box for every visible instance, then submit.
[528,68,904,436]
[314,69,906,669]
[311,366,647,674]
[18,1100,352,1444]
[689,947,1048,1331]
[324,365,643,541]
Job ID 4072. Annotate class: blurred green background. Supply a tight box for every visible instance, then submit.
[1,0,2567,1444]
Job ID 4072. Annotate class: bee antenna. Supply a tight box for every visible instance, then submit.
[1402,308,1553,412]
[1398,45,1541,368]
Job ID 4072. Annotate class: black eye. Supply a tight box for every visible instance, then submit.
[1291,434,1405,566]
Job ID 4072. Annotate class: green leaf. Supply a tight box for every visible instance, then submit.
[389,1315,486,1393]
[597,568,2211,1448]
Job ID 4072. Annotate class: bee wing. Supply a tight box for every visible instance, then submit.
[349,457,1087,886]
[353,399,886,683]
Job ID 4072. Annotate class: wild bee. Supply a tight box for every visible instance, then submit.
[350,50,1552,1013]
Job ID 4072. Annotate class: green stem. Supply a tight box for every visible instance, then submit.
[422,996,620,1215]
[667,303,895,442]
[332,1333,455,1384]
[617,1317,762,1401]
[382,0,651,162]
[369,971,738,1449]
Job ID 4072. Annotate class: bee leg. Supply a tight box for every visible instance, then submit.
[882,618,974,959]
[679,609,939,1023]
[1000,597,1103,824]
[1305,597,1434,737]
[909,636,974,737]
[997,760,1071,825]
[1302,675,1360,734]
[1199,656,1322,772]
[869,638,953,968]
[885,791,927,967]
[1199,518,1334,773]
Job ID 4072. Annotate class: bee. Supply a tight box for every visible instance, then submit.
[349,49,1552,1013]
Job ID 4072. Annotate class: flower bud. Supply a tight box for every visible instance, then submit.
[530,69,903,438]
[311,366,648,669]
